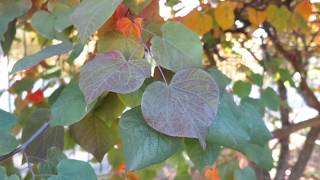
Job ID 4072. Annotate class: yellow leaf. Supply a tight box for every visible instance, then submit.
[294,0,313,21]
[182,10,213,36]
[214,2,237,30]
[267,5,291,32]
[247,7,266,27]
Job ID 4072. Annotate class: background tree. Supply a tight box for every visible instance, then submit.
[0,0,319,179]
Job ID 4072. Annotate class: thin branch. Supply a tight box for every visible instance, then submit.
[0,122,50,162]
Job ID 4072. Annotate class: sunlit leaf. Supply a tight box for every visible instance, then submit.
[294,0,313,20]
[233,80,252,98]
[120,107,182,170]
[116,17,143,39]
[79,51,151,104]
[48,159,96,180]
[182,10,213,36]
[142,68,220,147]
[247,7,266,27]
[151,21,203,72]
[11,42,73,74]
[214,2,236,30]
[70,0,122,42]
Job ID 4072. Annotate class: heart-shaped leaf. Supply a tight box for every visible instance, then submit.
[151,21,203,72]
[141,68,220,147]
[79,51,151,104]
[70,0,122,42]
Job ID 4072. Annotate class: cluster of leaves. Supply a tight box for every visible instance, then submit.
[1,0,318,179]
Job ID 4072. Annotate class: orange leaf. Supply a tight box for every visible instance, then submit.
[204,166,220,180]
[115,163,126,173]
[247,7,267,27]
[294,0,313,20]
[214,2,237,30]
[126,172,140,180]
[26,89,45,104]
[113,4,128,21]
[182,9,213,36]
[116,17,143,39]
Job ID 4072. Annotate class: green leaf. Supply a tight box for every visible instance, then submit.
[151,21,203,72]
[260,87,280,111]
[185,139,220,171]
[239,144,273,170]
[10,79,35,94]
[120,107,182,170]
[70,113,119,162]
[1,20,16,55]
[39,148,67,179]
[207,92,251,149]
[239,100,272,146]
[118,79,153,108]
[218,159,239,180]
[11,42,73,74]
[233,80,252,98]
[142,68,220,147]
[249,73,263,87]
[50,80,95,126]
[107,147,125,169]
[124,0,152,14]
[234,167,256,180]
[0,0,31,41]
[97,31,145,59]
[48,159,96,180]
[79,51,151,103]
[0,109,18,131]
[67,44,84,64]
[241,98,265,116]
[0,131,18,156]
[31,11,69,40]
[22,109,64,163]
[94,93,125,126]
[207,68,231,91]
[70,0,122,42]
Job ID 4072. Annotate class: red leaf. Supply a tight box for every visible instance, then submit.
[204,166,220,180]
[26,89,45,104]
[115,163,126,173]
[113,4,128,21]
[116,17,143,39]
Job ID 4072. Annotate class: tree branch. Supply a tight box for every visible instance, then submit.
[0,122,50,162]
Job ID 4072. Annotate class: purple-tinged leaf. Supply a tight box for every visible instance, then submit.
[141,68,220,148]
[79,51,151,104]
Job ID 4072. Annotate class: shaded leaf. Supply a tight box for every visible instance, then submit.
[142,68,219,147]
[39,148,67,179]
[185,139,220,171]
[120,107,182,171]
[48,159,96,180]
[207,68,231,92]
[1,20,16,55]
[234,167,256,180]
[0,109,18,131]
[70,0,122,42]
[94,93,125,126]
[124,0,152,14]
[0,0,31,41]
[218,159,239,180]
[79,51,151,103]
[260,87,280,111]
[70,113,120,162]
[50,80,94,126]
[22,109,64,163]
[11,42,73,74]
[239,144,273,170]
[233,80,252,98]
[0,131,18,156]
[151,21,203,72]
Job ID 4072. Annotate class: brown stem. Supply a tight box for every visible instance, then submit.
[288,127,320,180]
[274,81,290,180]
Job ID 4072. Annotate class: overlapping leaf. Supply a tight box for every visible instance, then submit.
[214,2,236,30]
[151,21,203,72]
[50,80,94,126]
[141,68,220,147]
[48,159,96,180]
[120,107,182,171]
[11,42,73,74]
[182,10,213,36]
[70,0,122,42]
[79,51,151,104]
